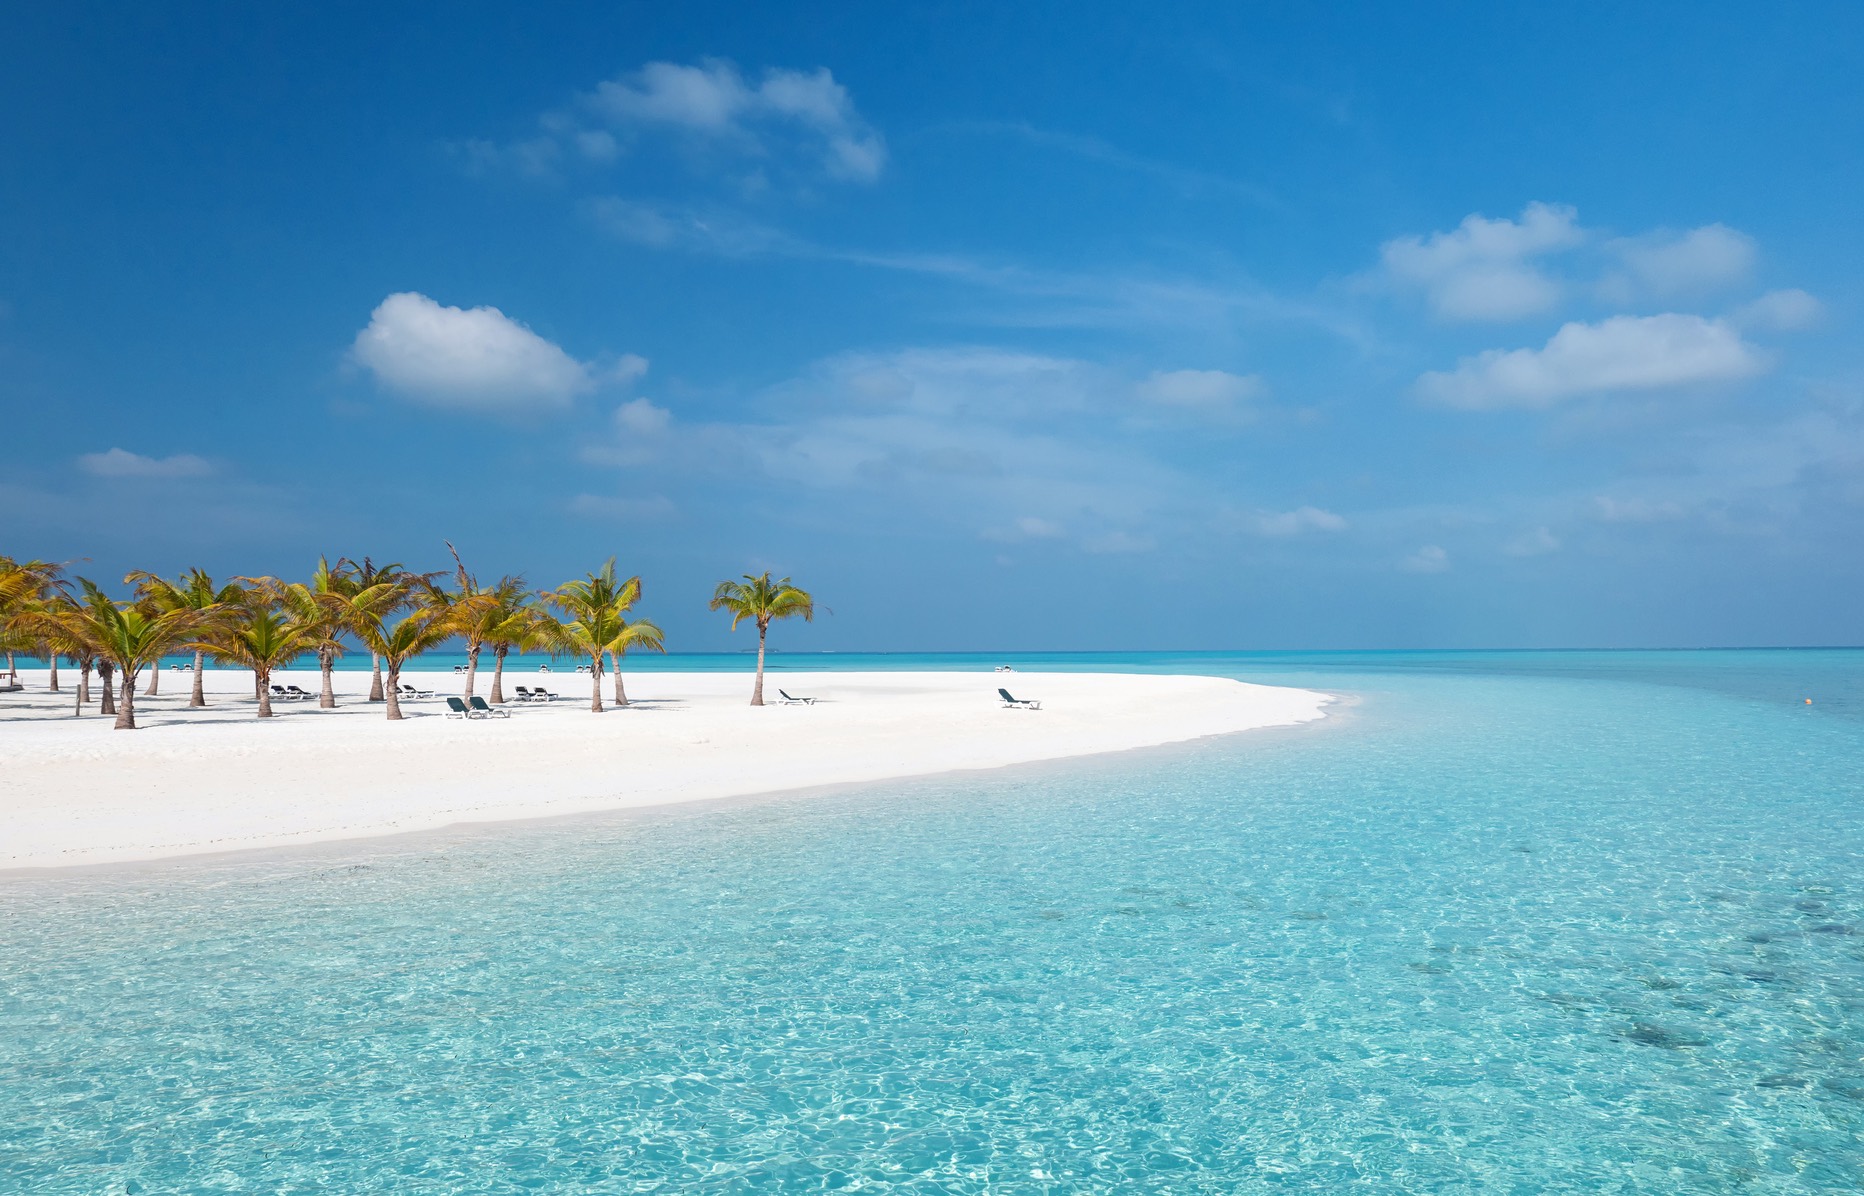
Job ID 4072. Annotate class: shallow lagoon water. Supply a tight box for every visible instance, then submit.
[2,651,1861,1192]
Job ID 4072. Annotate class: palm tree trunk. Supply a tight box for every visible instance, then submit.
[751,623,767,706]
[47,652,59,693]
[369,653,385,702]
[385,663,404,720]
[319,647,336,708]
[257,669,273,718]
[610,651,628,706]
[99,662,116,716]
[463,643,480,701]
[144,663,160,697]
[190,651,206,707]
[5,651,15,682]
[490,646,508,704]
[114,668,136,730]
[78,658,91,706]
[589,653,604,713]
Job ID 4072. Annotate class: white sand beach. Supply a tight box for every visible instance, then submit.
[0,668,1329,870]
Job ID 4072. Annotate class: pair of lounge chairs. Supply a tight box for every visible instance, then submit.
[445,696,510,719]
[512,686,556,702]
[776,689,815,705]
[396,682,436,699]
[268,684,313,701]
[999,688,1041,710]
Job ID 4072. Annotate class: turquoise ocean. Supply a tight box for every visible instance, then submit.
[3,650,1861,1192]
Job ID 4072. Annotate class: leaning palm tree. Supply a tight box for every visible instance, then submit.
[205,607,319,718]
[542,560,642,712]
[15,580,210,729]
[709,573,815,706]
[126,568,246,706]
[345,583,462,720]
[605,616,667,707]
[28,594,92,715]
[0,557,64,687]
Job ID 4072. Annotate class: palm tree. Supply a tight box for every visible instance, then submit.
[475,582,546,704]
[542,560,642,712]
[335,557,420,702]
[0,557,64,688]
[606,616,667,707]
[709,572,815,706]
[126,568,247,707]
[441,544,525,702]
[206,607,318,717]
[247,559,352,708]
[15,580,210,729]
[345,582,462,720]
[28,594,92,715]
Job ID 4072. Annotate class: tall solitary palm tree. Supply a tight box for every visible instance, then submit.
[709,573,815,706]
[126,568,246,706]
[16,580,210,729]
[541,559,643,712]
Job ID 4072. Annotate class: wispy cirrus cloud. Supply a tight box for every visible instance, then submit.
[77,448,213,479]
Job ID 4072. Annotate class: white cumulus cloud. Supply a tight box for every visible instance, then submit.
[1253,506,1347,536]
[1417,313,1766,410]
[1503,526,1561,557]
[1401,545,1450,573]
[1605,224,1756,299]
[613,397,671,436]
[1379,201,1582,321]
[1136,369,1265,409]
[77,448,213,479]
[586,59,885,182]
[351,292,597,412]
[1732,288,1822,332]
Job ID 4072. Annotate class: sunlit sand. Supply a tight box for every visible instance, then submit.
[0,668,1328,870]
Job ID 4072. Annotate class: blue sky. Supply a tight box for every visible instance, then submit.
[3,2,1862,650]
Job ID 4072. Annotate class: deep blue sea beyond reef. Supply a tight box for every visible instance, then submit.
[2,650,1861,1192]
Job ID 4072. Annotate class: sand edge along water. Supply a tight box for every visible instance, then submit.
[0,668,1329,871]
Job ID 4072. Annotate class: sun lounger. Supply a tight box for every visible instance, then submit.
[530,686,556,701]
[469,696,510,719]
[286,685,312,699]
[998,687,1041,710]
[445,696,471,718]
[269,684,305,702]
[398,681,436,699]
[777,689,816,705]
